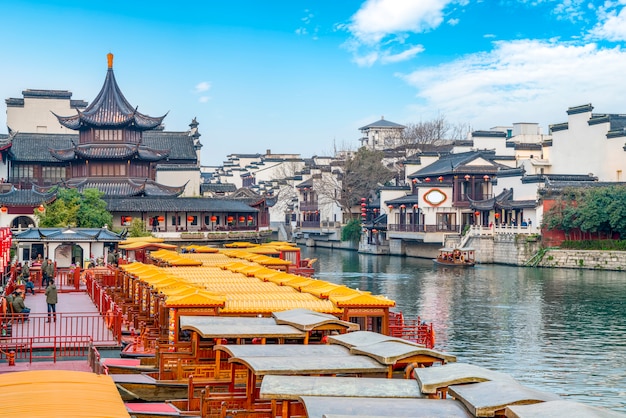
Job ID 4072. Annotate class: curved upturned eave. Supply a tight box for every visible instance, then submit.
[54,68,166,131]
[49,147,76,161]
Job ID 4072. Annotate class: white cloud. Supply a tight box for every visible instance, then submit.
[348,0,450,45]
[397,40,626,129]
[381,45,425,64]
[447,18,460,26]
[588,2,626,41]
[198,96,210,103]
[194,82,211,93]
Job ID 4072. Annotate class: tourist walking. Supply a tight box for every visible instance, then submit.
[42,258,54,288]
[45,279,58,322]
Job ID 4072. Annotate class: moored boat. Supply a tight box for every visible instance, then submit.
[433,247,476,268]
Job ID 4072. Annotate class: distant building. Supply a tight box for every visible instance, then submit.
[359,117,406,150]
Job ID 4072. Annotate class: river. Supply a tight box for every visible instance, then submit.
[300,246,626,413]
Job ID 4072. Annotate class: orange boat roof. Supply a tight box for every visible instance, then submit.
[0,370,129,417]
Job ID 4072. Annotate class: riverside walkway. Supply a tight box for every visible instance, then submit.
[0,290,117,373]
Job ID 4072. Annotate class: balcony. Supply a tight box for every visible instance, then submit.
[299,202,319,212]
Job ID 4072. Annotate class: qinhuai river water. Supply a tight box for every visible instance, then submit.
[300,246,626,413]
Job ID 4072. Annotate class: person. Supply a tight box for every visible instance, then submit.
[42,258,54,288]
[521,219,528,227]
[528,218,532,227]
[45,279,58,322]
[12,291,30,320]
[21,261,30,282]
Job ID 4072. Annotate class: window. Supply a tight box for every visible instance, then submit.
[93,129,124,142]
[89,163,127,177]
[11,164,34,181]
[436,213,456,231]
[42,166,66,184]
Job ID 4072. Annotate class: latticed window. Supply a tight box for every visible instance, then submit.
[11,164,34,181]
[42,166,66,184]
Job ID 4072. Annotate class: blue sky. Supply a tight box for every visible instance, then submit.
[2,0,626,165]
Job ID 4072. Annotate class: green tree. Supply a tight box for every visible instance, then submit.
[341,218,362,242]
[128,219,152,237]
[36,188,113,228]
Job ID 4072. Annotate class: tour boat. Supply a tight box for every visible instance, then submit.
[433,247,476,268]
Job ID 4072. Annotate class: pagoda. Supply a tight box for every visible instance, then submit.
[49,53,186,197]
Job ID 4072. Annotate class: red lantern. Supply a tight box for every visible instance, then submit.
[210,215,217,222]
[157,216,165,222]
[227,216,234,223]
[413,204,418,209]
[464,174,470,181]
[125,216,132,222]
[425,177,431,182]
[38,204,45,212]
[187,216,194,222]
[239,216,245,222]
[438,176,444,182]
[360,197,366,202]
[412,178,417,184]
[372,229,378,234]
[474,211,480,217]
[388,205,393,210]
[495,213,500,219]
[0,206,7,213]
[361,202,366,207]
[484,175,490,182]
[248,215,253,221]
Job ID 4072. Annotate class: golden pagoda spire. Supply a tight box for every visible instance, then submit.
[107,52,114,69]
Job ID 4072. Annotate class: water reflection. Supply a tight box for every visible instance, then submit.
[301,247,626,413]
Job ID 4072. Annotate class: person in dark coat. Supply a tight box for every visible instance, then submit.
[42,258,54,288]
[45,279,58,322]
[12,291,30,320]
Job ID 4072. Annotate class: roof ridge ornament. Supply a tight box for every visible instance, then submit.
[107,53,114,69]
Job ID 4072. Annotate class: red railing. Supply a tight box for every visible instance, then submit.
[388,311,435,349]
[0,335,93,363]
[2,313,118,346]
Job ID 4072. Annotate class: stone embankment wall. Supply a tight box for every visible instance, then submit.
[468,234,626,270]
[537,249,626,271]
[467,234,540,265]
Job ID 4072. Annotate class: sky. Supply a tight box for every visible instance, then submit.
[2,1,626,165]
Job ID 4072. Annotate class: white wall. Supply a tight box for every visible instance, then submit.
[7,94,82,134]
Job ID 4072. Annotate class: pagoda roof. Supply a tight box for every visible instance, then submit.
[50,143,170,162]
[54,54,165,130]
[9,131,197,163]
[58,178,186,198]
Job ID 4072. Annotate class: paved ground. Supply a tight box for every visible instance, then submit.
[0,291,111,374]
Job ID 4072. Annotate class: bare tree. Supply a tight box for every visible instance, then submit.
[316,147,394,219]
[400,115,471,145]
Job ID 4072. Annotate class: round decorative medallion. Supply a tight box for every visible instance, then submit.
[424,189,447,206]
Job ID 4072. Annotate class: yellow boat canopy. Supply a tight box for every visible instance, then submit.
[0,370,130,418]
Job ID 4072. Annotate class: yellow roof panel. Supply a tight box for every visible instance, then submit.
[120,237,164,244]
[0,370,129,418]
[330,293,396,307]
[220,299,342,314]
[165,291,226,307]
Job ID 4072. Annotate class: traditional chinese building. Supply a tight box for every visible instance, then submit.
[0,54,270,234]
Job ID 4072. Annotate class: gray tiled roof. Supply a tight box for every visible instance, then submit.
[407,151,499,178]
[105,197,258,212]
[9,131,197,163]
[55,65,165,130]
[200,183,237,193]
[359,118,405,130]
[0,188,56,205]
[14,227,123,242]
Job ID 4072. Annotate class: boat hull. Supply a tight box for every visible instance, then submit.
[433,258,475,268]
